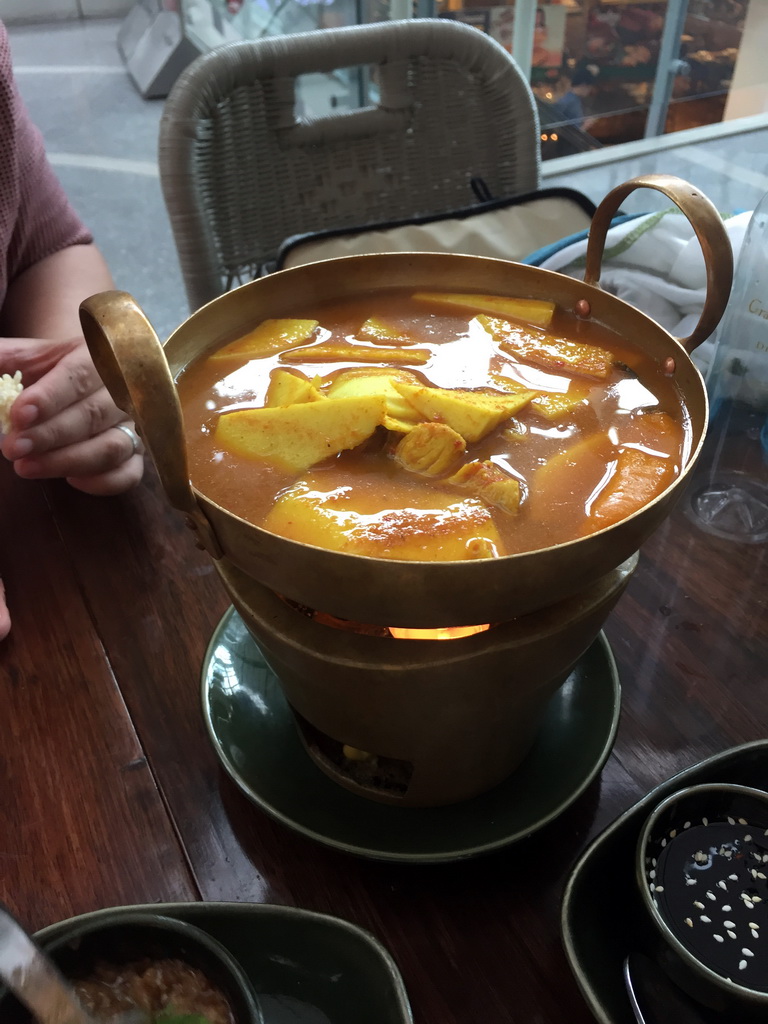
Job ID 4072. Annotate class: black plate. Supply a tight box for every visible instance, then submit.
[562,740,768,1024]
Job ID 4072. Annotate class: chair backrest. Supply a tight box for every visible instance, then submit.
[159,17,541,312]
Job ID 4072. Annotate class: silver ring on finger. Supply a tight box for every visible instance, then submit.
[114,423,142,457]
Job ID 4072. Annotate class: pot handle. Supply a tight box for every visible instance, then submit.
[583,173,733,354]
[79,290,223,558]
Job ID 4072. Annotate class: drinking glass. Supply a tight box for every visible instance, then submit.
[687,194,768,543]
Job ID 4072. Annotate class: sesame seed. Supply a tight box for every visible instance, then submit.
[717,880,728,890]
[728,930,737,939]
[729,874,739,881]
[738,818,748,825]
[739,959,747,970]
[661,838,667,847]
[703,817,709,826]
[757,872,766,880]
[728,817,736,825]
[685,918,693,927]
[686,878,697,886]
[694,901,705,909]
[724,920,736,929]
[670,829,677,838]
[655,885,664,892]
[723,905,732,912]
[749,922,759,929]
[742,948,754,957]
[744,834,752,842]
[684,821,691,828]
[714,934,724,942]
[649,869,656,879]
[764,829,768,836]
[700,915,711,923]
[753,896,762,903]
[706,891,717,901]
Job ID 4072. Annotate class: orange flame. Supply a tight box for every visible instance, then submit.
[388,624,491,641]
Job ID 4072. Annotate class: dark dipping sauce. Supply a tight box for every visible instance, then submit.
[648,822,768,990]
[73,957,234,1024]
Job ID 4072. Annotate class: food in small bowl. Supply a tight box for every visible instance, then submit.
[636,782,768,1019]
[0,912,262,1024]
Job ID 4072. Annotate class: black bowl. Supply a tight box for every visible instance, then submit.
[0,910,263,1024]
[636,783,768,1020]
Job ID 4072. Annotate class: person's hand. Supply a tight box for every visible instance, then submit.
[0,335,144,495]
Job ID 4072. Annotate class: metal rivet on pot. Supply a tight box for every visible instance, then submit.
[575,299,591,317]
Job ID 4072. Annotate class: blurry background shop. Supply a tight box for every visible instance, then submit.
[9,0,766,164]
[434,0,758,159]
[135,0,763,161]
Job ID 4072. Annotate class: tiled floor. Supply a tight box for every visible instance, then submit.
[8,17,768,341]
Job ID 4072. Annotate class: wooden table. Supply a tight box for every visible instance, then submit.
[1,453,766,1024]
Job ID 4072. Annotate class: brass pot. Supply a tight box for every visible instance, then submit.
[81,175,732,627]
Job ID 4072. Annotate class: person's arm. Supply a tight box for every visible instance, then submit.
[1,242,113,340]
[0,243,144,496]
[0,24,143,496]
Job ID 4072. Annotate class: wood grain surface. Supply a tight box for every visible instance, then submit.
[1,454,765,1024]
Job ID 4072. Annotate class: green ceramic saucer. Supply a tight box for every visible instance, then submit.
[202,608,621,863]
[20,902,412,1024]
[561,739,768,1024]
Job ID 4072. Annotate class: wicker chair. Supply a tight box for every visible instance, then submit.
[159,17,541,312]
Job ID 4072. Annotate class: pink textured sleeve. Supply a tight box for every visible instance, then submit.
[0,22,92,306]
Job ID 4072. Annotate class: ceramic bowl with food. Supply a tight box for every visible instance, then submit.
[636,782,768,1020]
[0,910,263,1024]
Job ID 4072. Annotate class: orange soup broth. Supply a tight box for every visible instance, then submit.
[176,288,692,557]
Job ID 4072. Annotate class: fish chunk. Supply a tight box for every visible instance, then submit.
[394,422,466,476]
[209,319,319,361]
[412,292,555,329]
[263,475,504,560]
[585,444,676,533]
[281,343,430,365]
[448,461,522,514]
[491,373,590,420]
[478,315,612,380]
